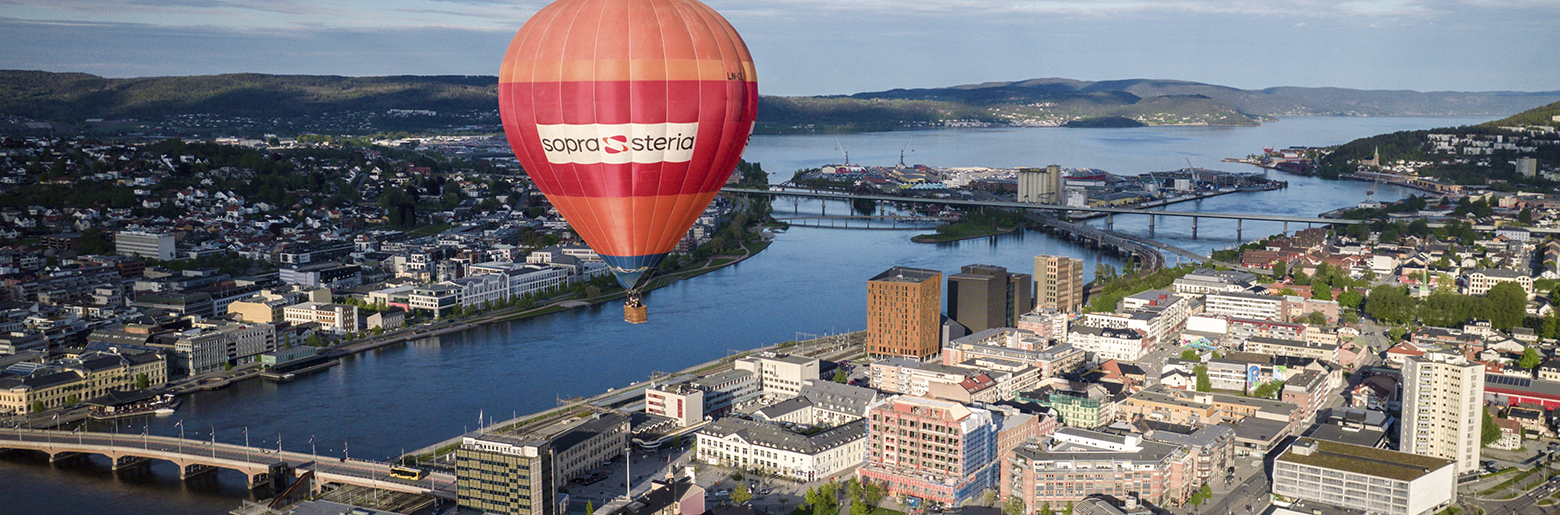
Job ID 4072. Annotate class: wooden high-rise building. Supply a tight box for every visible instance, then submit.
[867,266,943,360]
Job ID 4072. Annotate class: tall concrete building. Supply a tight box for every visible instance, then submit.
[1402,351,1484,475]
[1034,255,1083,313]
[947,264,1032,333]
[116,230,175,261]
[867,266,943,360]
[1017,165,1063,204]
[1516,157,1538,178]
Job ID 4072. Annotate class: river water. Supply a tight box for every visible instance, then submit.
[0,116,1491,514]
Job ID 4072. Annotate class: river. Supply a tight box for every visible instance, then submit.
[0,116,1492,514]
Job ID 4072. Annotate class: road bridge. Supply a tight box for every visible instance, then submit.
[772,215,953,230]
[725,187,1560,236]
[0,428,455,500]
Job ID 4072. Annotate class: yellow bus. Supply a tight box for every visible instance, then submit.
[389,465,425,480]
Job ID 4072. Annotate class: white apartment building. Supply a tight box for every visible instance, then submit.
[734,353,820,399]
[869,357,975,397]
[1172,268,1257,295]
[1016,309,1069,343]
[116,230,176,261]
[1462,268,1534,297]
[467,261,571,296]
[1066,325,1151,362]
[1274,438,1456,515]
[1083,291,1189,348]
[1402,351,1484,475]
[408,284,459,317]
[174,320,278,376]
[449,273,508,309]
[283,302,360,333]
[695,417,867,482]
[1204,291,1285,321]
[646,382,704,427]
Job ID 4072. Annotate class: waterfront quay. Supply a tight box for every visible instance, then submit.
[401,330,867,464]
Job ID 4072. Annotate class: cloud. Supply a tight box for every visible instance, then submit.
[0,0,1556,96]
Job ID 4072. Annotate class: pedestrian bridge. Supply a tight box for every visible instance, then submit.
[0,428,455,500]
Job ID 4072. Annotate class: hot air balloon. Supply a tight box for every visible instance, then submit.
[499,0,758,323]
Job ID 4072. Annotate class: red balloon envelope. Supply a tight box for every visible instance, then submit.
[499,0,759,291]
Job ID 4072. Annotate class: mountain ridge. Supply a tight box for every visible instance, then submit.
[2,71,1557,135]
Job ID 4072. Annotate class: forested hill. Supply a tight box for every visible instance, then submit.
[1480,100,1560,128]
[2,71,1557,135]
[1315,100,1560,183]
[0,71,498,120]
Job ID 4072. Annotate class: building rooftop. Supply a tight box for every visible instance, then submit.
[697,417,866,455]
[870,266,940,284]
[1278,437,1453,482]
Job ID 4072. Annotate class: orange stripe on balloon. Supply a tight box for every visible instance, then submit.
[546,192,719,257]
[500,59,752,83]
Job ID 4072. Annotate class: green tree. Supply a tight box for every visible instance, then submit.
[1365,285,1414,325]
[1251,381,1286,399]
[833,368,849,384]
[1292,270,1311,286]
[1179,349,1199,361]
[31,400,45,413]
[1482,408,1502,447]
[1520,347,1544,370]
[135,373,150,389]
[1037,502,1053,515]
[1487,281,1528,330]
[65,394,81,407]
[1306,311,1328,326]
[1388,326,1407,342]
[732,484,752,504]
[587,502,595,515]
[1545,315,1559,340]
[1311,282,1333,301]
[1195,365,1212,392]
[1064,501,1073,515]
[1094,263,1117,283]
[1272,260,1287,278]
[1003,496,1027,515]
[1338,290,1365,309]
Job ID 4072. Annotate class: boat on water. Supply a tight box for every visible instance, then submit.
[89,393,181,420]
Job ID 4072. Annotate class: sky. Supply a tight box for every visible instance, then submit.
[1,0,1557,97]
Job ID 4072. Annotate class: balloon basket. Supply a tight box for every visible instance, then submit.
[624,297,648,324]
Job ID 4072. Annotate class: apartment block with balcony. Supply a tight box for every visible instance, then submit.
[859,396,998,507]
[1402,352,1484,475]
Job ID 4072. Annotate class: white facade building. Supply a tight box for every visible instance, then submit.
[1402,351,1484,475]
[1274,438,1456,515]
[695,417,867,482]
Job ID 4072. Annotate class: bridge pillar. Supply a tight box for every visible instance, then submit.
[1149,215,1156,237]
[1237,219,1243,241]
[112,455,151,471]
[1192,217,1199,239]
[1106,214,1114,231]
[49,451,86,465]
[181,463,219,480]
[1283,221,1288,236]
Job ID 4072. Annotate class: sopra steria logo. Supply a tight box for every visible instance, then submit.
[536,123,698,165]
